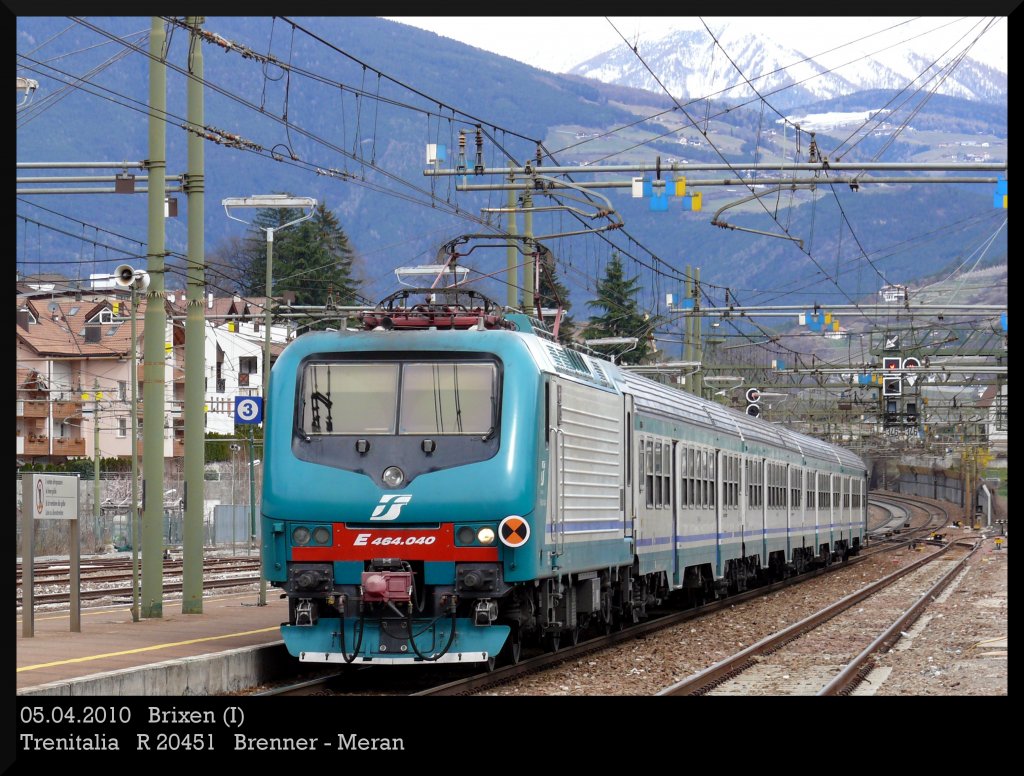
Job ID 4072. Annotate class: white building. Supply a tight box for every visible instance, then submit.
[204,316,289,434]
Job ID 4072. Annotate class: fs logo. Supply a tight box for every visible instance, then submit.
[370,494,412,521]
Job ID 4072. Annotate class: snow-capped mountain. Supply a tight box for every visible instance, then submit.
[569,28,1006,109]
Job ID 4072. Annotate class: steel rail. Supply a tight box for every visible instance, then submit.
[819,539,981,695]
[655,540,958,695]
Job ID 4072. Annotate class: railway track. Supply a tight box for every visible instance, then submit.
[655,538,979,696]
[254,514,913,697]
[239,491,970,697]
[17,555,263,607]
[859,492,954,558]
[18,572,263,606]
[16,557,261,587]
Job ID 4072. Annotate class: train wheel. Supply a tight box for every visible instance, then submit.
[502,624,523,665]
[485,656,497,672]
[547,631,561,653]
[569,625,581,646]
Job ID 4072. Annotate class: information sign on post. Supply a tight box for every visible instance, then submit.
[234,396,264,425]
[22,473,81,636]
[234,396,265,603]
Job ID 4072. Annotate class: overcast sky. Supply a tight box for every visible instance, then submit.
[385,16,1008,74]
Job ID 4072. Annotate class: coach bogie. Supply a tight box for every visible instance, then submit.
[767,550,788,581]
[819,543,833,567]
[677,563,716,606]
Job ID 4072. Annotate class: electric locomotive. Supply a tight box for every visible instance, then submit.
[262,286,867,666]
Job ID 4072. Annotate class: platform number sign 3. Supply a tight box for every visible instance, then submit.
[234,396,264,425]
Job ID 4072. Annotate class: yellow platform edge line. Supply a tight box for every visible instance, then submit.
[18,625,280,672]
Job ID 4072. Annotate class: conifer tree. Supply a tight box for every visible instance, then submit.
[583,252,654,364]
[227,198,361,307]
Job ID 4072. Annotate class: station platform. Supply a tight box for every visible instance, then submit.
[17,590,291,695]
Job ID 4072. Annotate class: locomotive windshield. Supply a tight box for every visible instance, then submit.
[300,361,496,436]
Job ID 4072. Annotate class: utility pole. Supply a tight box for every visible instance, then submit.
[523,187,534,312]
[684,265,694,394]
[141,16,167,618]
[506,182,516,309]
[93,379,101,549]
[182,15,206,614]
[248,426,257,557]
[694,267,703,400]
[130,282,140,621]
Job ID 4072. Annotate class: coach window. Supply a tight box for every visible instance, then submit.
[730,456,737,507]
[638,439,645,497]
[704,451,711,508]
[722,456,728,507]
[680,447,688,506]
[694,451,701,508]
[684,450,692,509]
[733,457,740,507]
[709,454,716,507]
[699,451,706,507]
[654,441,663,508]
[745,460,751,506]
[645,439,654,509]
[662,443,672,508]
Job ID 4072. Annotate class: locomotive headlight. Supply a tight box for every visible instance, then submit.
[312,526,331,545]
[477,527,496,545]
[292,526,311,546]
[382,466,405,488]
[456,526,476,545]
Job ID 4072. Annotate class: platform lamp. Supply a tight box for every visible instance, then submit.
[221,195,316,605]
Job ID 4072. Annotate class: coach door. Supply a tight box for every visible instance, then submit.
[623,394,634,541]
[547,380,566,559]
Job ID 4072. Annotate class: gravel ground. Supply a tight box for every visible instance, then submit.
[867,535,1007,695]
[477,532,1007,696]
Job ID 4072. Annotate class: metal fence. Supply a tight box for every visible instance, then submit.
[15,462,264,558]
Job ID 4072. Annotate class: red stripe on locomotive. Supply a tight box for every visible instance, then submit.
[291,522,499,562]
